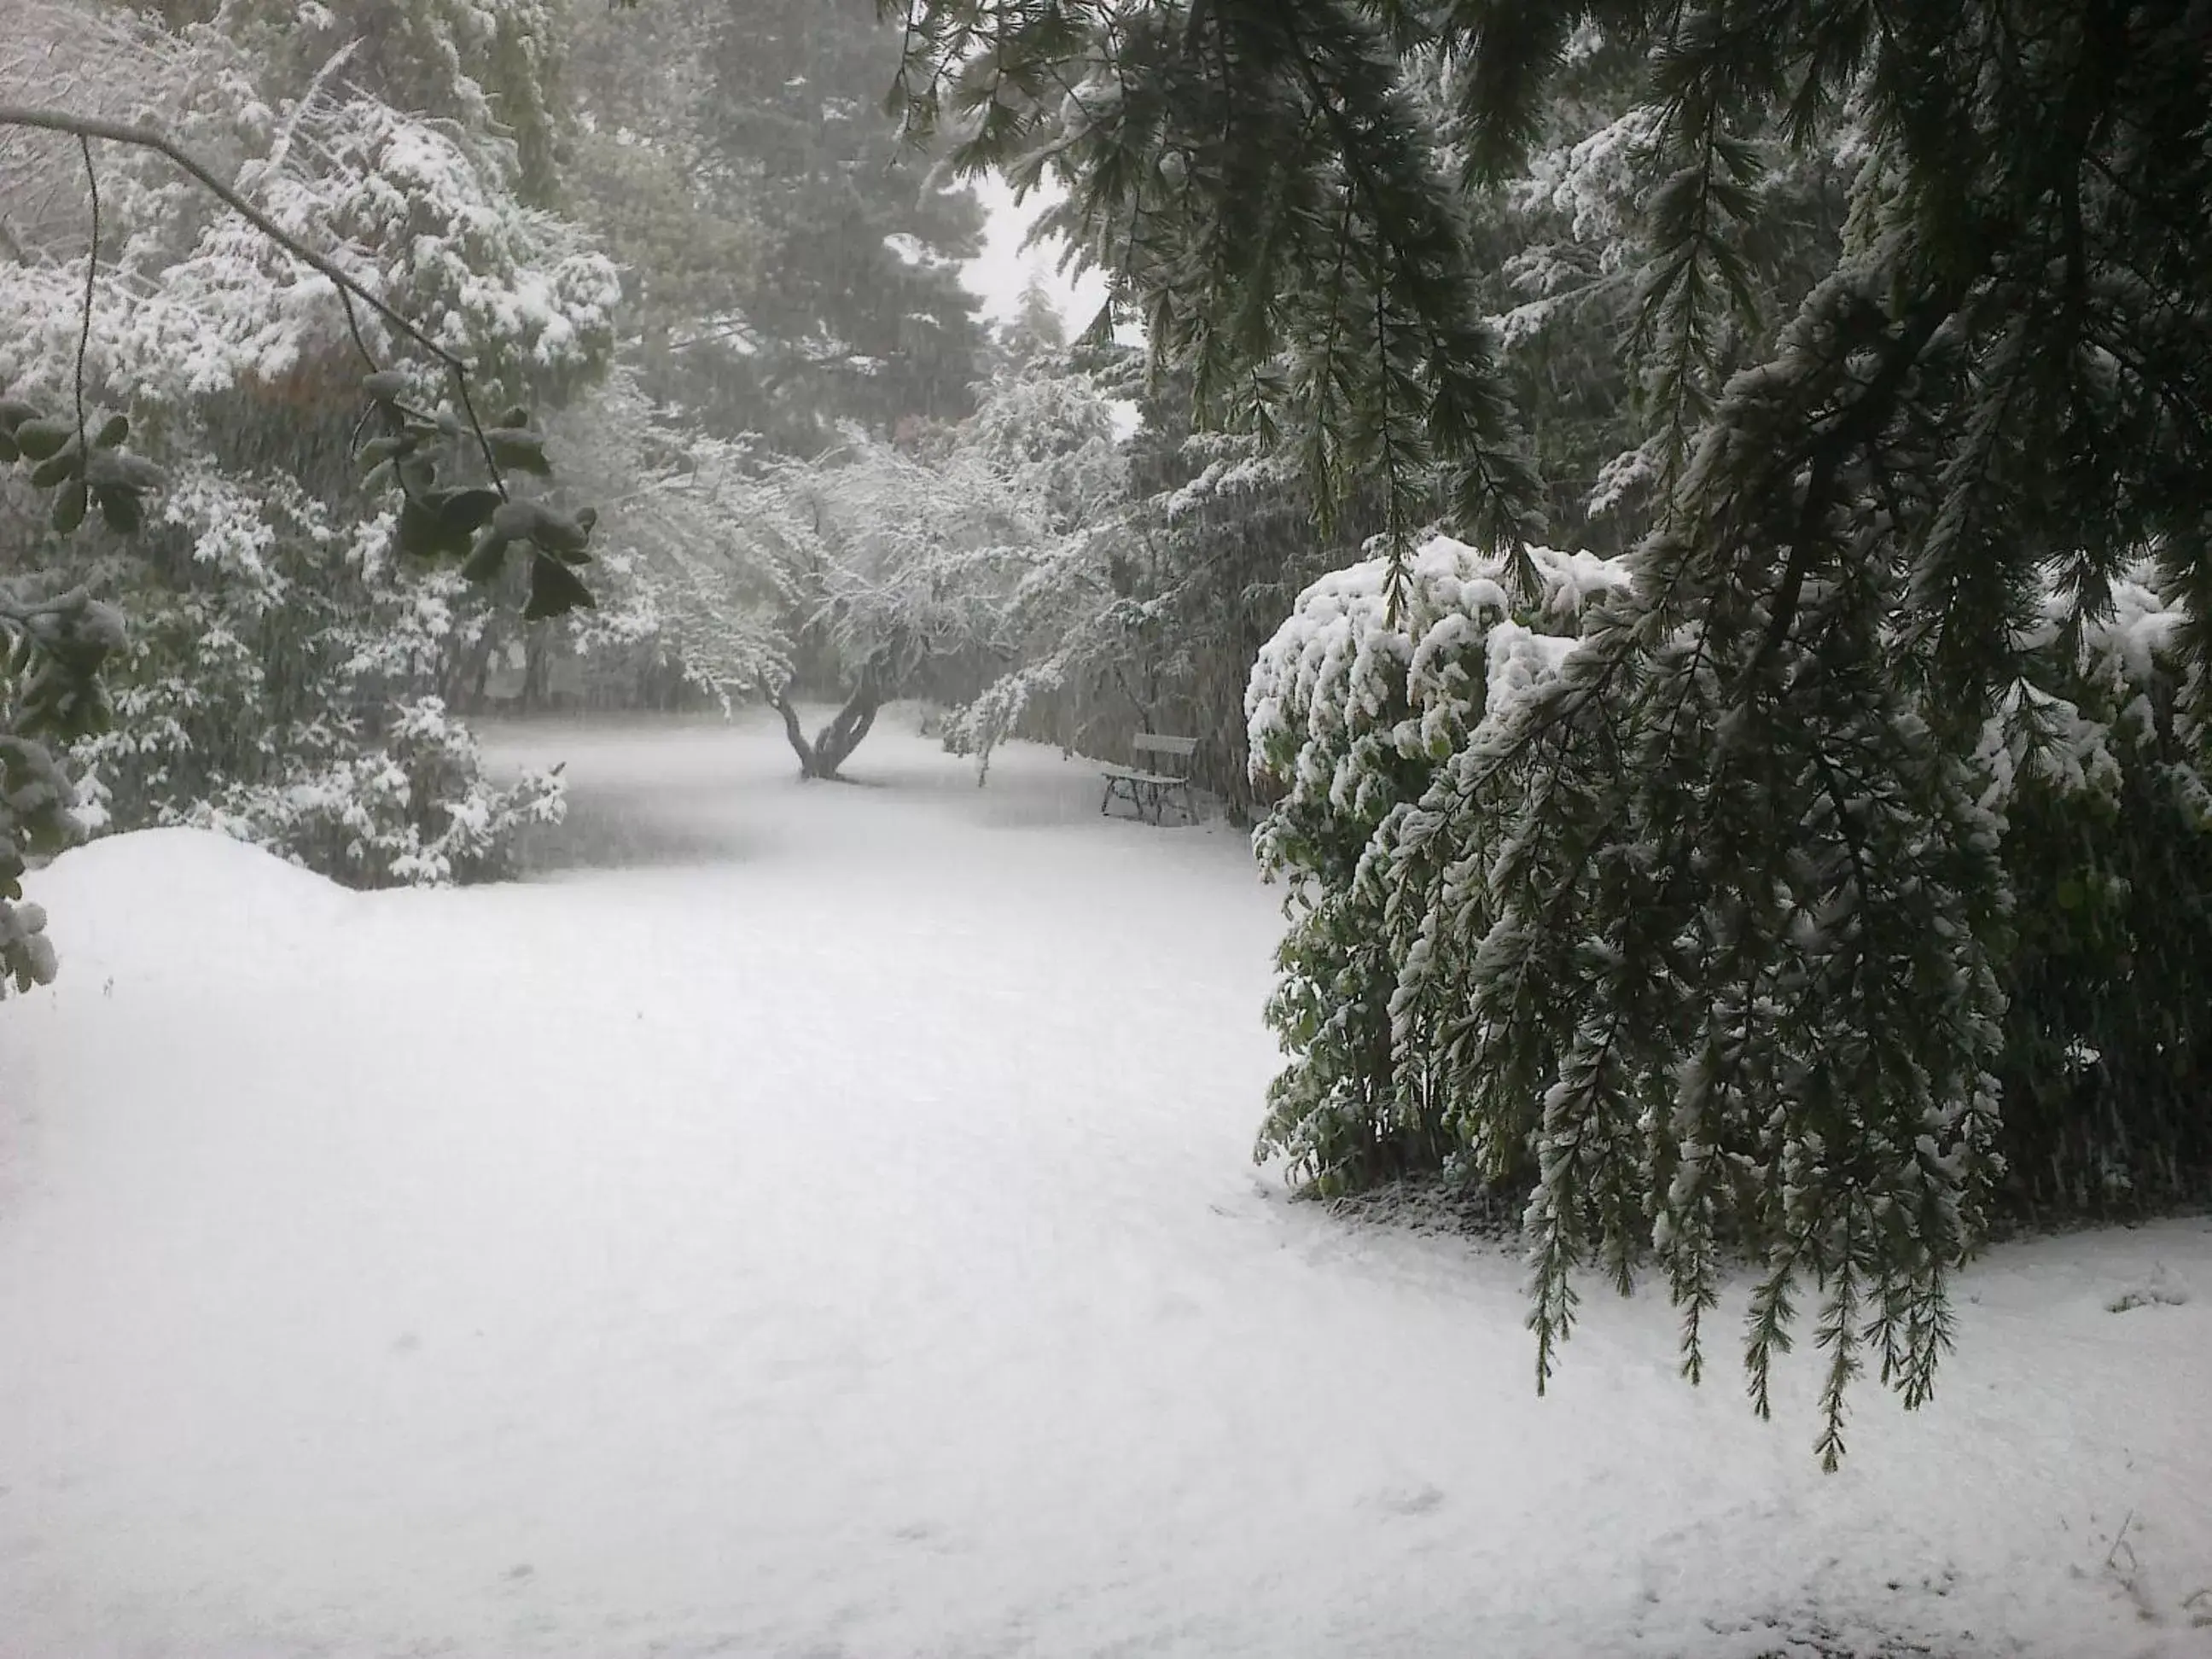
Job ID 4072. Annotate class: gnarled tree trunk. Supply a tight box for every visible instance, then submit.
[773,671,883,780]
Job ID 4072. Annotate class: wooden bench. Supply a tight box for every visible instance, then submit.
[1100,734,1199,824]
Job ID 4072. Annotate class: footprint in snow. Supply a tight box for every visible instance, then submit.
[2106,1264,2191,1313]
[1371,1482,1447,1517]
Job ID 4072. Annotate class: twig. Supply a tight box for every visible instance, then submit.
[450,370,507,498]
[0,104,509,495]
[73,134,96,457]
[338,288,380,373]
[2104,1508,2136,1577]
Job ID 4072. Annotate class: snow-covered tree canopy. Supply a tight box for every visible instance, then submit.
[546,374,795,708]
[570,355,1140,783]
[0,4,615,410]
[759,418,1045,778]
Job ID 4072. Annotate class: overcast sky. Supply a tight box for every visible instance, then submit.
[960,174,1110,332]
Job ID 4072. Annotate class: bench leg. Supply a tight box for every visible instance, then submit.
[1102,774,1196,825]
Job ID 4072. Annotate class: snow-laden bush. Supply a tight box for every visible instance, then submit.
[1247,536,1633,1192]
[1976,573,2212,1216]
[175,697,562,888]
[1249,538,2212,1216]
[67,469,563,888]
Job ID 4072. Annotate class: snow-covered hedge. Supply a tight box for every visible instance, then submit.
[170,698,562,888]
[67,470,564,889]
[1246,536,1632,1192]
[1247,536,2212,1214]
[1977,568,2212,1213]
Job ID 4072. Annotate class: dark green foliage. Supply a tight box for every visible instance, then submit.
[354,375,593,617]
[891,0,1541,557]
[1124,393,1382,814]
[0,382,137,996]
[706,0,987,444]
[1992,650,2212,1219]
[0,384,149,744]
[2001,789,2212,1219]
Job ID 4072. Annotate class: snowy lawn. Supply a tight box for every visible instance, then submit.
[3,712,2209,1659]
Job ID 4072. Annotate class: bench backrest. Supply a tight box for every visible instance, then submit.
[1132,733,1198,771]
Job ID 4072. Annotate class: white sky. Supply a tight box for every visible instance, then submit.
[960,173,1111,333]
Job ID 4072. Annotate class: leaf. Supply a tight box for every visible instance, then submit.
[402,488,504,560]
[486,428,552,475]
[362,370,410,404]
[430,486,504,533]
[531,506,594,558]
[0,430,15,465]
[497,405,531,429]
[14,418,73,462]
[490,498,544,541]
[94,414,129,450]
[358,434,414,469]
[50,478,88,535]
[395,498,463,560]
[95,485,143,534]
[85,450,164,491]
[396,451,438,498]
[0,398,39,434]
[523,552,595,620]
[461,527,512,584]
[29,445,83,489]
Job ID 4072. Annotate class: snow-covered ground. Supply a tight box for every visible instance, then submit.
[2,712,2208,1659]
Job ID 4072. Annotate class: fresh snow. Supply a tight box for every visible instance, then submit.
[3,713,2209,1659]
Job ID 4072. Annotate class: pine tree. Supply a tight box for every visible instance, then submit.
[575,0,991,448]
[703,0,987,446]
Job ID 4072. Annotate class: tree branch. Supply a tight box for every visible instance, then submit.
[0,103,509,492]
[73,135,96,457]
[1755,293,1955,672]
